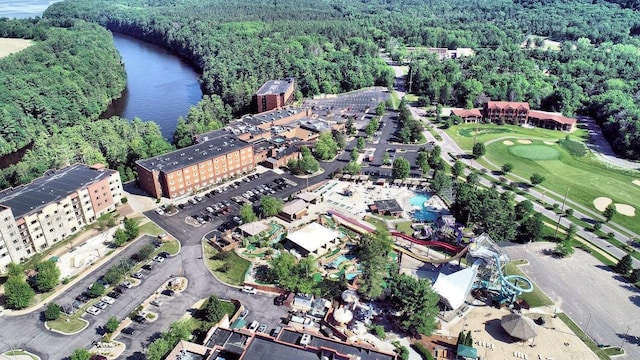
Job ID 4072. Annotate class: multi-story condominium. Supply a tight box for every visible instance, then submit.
[451,101,577,132]
[0,164,122,272]
[255,78,296,113]
[136,133,255,199]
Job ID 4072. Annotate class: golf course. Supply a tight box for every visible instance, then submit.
[446,123,640,235]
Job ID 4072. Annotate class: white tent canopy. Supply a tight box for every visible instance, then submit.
[433,265,478,309]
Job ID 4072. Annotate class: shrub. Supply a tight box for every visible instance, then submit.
[369,324,386,339]
[44,303,61,321]
[412,343,434,360]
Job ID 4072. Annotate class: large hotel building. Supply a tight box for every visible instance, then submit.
[0,164,122,272]
[136,132,256,199]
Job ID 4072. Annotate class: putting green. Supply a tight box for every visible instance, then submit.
[508,144,559,160]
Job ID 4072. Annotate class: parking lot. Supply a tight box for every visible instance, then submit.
[144,170,306,244]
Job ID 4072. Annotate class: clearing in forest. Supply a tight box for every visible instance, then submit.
[0,38,33,58]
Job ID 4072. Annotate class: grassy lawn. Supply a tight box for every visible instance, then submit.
[47,316,88,334]
[504,262,554,307]
[482,139,640,235]
[139,221,165,236]
[395,221,414,236]
[4,350,38,360]
[364,216,388,232]
[159,239,180,255]
[189,299,237,335]
[444,123,582,150]
[203,242,251,286]
[446,124,640,235]
[557,312,611,360]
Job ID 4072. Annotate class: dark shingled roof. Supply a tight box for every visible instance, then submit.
[373,199,403,214]
[136,132,249,174]
[0,164,117,219]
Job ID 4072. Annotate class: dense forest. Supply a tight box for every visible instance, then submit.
[0,18,172,188]
[42,0,640,159]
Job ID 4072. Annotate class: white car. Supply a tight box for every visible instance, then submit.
[101,296,115,305]
[241,286,257,295]
[154,208,164,215]
[94,302,108,310]
[153,256,165,263]
[86,306,101,316]
[248,321,259,332]
[121,281,132,289]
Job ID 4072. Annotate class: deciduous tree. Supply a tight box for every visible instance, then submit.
[34,259,60,292]
[260,196,283,217]
[4,276,34,310]
[239,204,257,223]
[392,157,410,179]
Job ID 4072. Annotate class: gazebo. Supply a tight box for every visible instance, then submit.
[501,313,538,341]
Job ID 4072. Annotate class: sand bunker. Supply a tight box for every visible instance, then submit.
[633,179,640,187]
[615,204,636,217]
[517,139,533,144]
[593,197,612,211]
[544,141,556,145]
[503,140,514,145]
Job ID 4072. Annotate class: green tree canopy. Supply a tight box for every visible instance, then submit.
[105,316,120,333]
[70,348,91,360]
[314,132,339,160]
[34,259,61,292]
[260,196,283,217]
[616,254,633,275]
[239,204,258,223]
[202,295,227,323]
[388,273,439,336]
[44,303,61,321]
[4,276,35,310]
[392,157,410,179]
[472,142,486,158]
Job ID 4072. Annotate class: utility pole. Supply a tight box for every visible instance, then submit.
[554,187,569,237]
[620,326,631,350]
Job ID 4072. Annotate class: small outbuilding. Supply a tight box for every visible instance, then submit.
[238,221,269,237]
[369,199,403,217]
[279,199,309,222]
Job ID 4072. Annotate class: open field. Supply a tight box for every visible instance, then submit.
[0,38,33,58]
[446,124,640,234]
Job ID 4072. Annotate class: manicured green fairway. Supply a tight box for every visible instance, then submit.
[508,144,560,160]
[445,124,640,235]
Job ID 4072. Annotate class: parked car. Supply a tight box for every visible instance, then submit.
[247,321,259,332]
[120,281,132,289]
[107,291,121,299]
[239,310,249,319]
[133,315,147,324]
[154,208,164,215]
[241,286,257,295]
[194,195,204,202]
[274,294,286,306]
[158,251,170,258]
[272,326,283,337]
[101,296,115,305]
[121,327,137,335]
[142,263,155,271]
[257,324,267,333]
[153,256,165,263]
[90,355,108,360]
[94,302,108,310]
[86,306,101,316]
[162,289,175,297]
[131,272,144,279]
[151,300,163,307]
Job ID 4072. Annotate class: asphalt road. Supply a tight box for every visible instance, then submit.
[502,242,640,359]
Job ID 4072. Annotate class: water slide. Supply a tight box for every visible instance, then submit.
[393,244,470,264]
[493,253,534,296]
[390,231,463,253]
[327,209,376,234]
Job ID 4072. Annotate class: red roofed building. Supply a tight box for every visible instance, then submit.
[449,100,577,132]
[528,110,577,132]
[484,101,530,124]
[451,108,483,122]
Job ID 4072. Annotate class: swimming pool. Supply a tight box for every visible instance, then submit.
[409,193,438,222]
[328,254,355,269]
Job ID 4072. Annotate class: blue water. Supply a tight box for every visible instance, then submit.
[345,272,360,280]
[409,194,439,222]
[329,254,355,268]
